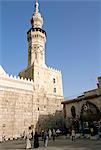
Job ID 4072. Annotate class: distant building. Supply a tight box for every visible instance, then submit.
[62,77,101,131]
[0,0,64,141]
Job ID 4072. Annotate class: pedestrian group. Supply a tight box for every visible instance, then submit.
[25,129,56,149]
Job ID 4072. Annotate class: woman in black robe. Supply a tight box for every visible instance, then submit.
[34,132,39,148]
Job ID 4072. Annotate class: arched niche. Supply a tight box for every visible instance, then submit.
[80,101,101,122]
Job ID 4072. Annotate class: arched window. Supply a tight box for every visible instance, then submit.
[71,106,76,118]
[35,52,37,60]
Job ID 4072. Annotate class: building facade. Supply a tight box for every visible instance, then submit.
[62,77,101,132]
[0,0,64,141]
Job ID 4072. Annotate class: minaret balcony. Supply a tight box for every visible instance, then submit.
[27,27,46,37]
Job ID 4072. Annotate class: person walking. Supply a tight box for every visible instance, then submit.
[52,129,56,141]
[48,129,52,140]
[34,131,39,148]
[26,132,31,149]
[41,130,44,141]
[44,131,48,148]
[71,128,75,141]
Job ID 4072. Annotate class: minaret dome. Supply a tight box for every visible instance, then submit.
[31,0,43,28]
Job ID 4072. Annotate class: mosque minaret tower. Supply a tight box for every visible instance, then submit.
[19,0,63,97]
[28,0,46,67]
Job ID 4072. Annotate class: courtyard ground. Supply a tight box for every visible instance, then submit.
[0,136,101,150]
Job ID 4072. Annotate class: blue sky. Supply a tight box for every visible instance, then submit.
[0,0,100,98]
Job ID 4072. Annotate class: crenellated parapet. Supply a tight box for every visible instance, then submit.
[48,66,61,73]
[0,66,34,91]
[5,74,33,83]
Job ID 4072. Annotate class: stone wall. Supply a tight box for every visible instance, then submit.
[0,89,34,139]
[0,68,64,141]
[0,72,34,140]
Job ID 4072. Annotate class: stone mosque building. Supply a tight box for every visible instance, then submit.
[0,0,64,140]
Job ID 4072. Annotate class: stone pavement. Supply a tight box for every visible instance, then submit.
[0,136,101,150]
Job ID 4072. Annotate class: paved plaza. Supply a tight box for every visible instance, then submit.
[0,137,101,150]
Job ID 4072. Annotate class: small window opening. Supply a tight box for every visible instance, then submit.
[54,88,56,93]
[53,78,56,84]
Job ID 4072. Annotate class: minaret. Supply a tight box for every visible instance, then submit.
[27,0,46,67]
